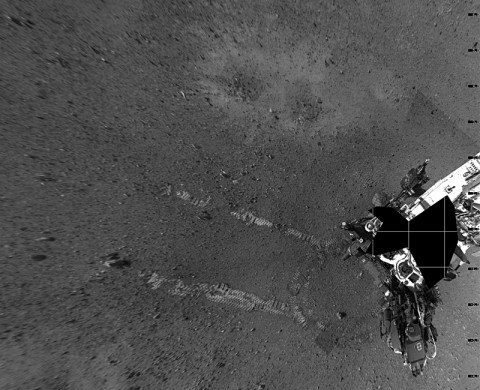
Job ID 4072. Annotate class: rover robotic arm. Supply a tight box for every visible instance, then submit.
[341,155,480,376]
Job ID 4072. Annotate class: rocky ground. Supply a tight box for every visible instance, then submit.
[1,0,479,389]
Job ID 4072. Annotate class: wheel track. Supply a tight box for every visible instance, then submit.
[164,183,339,253]
[147,273,291,316]
[156,184,344,329]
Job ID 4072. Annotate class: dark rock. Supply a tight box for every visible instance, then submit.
[198,211,212,220]
[35,237,56,242]
[31,254,47,261]
[105,258,131,268]
[35,173,57,182]
[220,170,231,178]
[336,311,347,320]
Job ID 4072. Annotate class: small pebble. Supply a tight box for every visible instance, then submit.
[220,170,231,178]
[336,311,346,320]
[35,237,56,242]
[198,211,212,220]
[104,258,131,268]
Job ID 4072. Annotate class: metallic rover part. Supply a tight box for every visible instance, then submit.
[341,154,480,376]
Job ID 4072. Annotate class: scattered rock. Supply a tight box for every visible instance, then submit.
[105,258,131,268]
[34,173,57,182]
[198,211,212,220]
[220,170,231,178]
[35,237,56,242]
[6,15,34,28]
[31,254,47,261]
[102,252,130,268]
[336,311,347,320]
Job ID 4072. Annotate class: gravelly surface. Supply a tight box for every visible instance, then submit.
[1,1,479,389]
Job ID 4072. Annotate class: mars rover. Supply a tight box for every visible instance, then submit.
[341,154,480,376]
